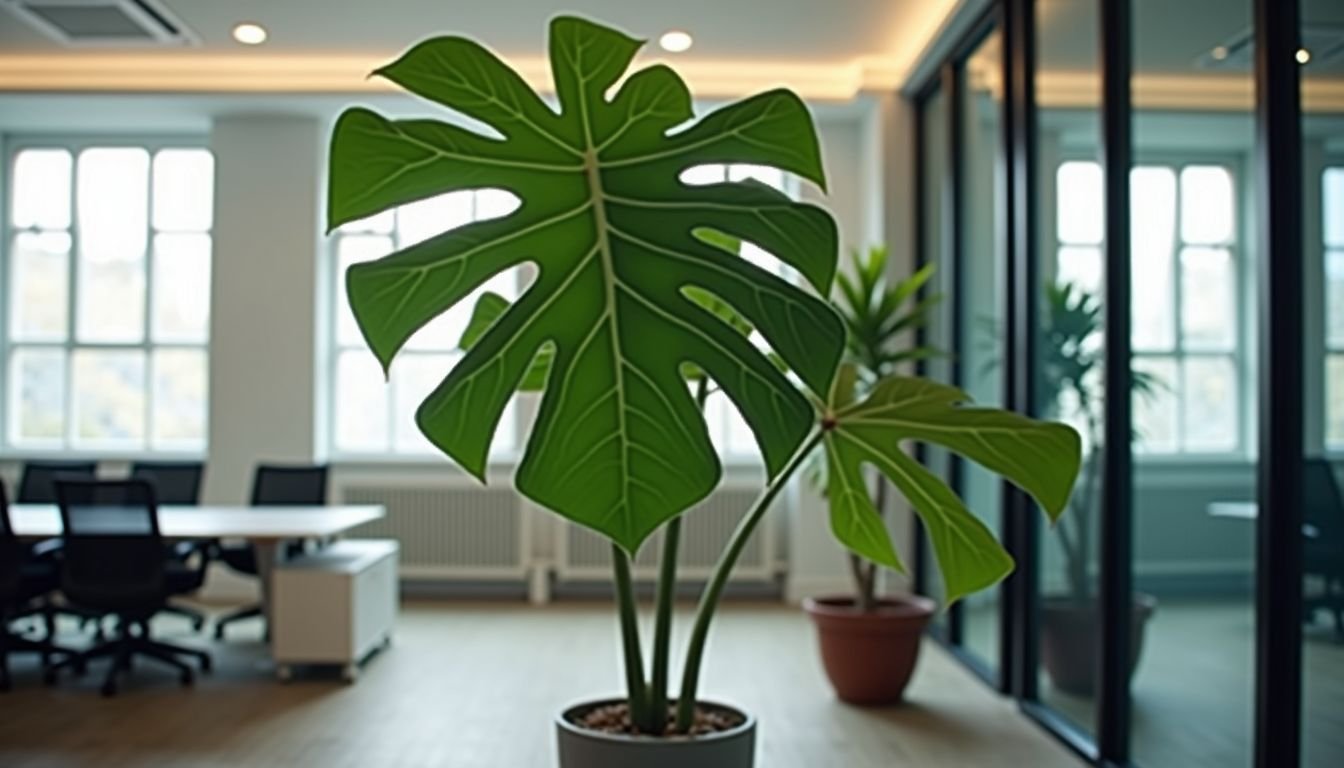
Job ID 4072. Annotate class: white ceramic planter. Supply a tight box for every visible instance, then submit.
[555,698,756,768]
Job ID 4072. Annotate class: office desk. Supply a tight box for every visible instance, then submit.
[10,504,385,645]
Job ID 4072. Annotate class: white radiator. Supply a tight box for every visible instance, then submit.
[336,480,529,580]
[555,485,777,583]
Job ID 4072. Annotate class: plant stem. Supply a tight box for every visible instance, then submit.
[648,516,680,733]
[675,429,825,732]
[612,544,652,731]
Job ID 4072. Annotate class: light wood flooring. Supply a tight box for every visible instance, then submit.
[0,601,1084,768]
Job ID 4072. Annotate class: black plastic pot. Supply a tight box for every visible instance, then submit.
[555,698,756,768]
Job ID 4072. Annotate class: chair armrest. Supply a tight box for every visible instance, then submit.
[30,537,64,560]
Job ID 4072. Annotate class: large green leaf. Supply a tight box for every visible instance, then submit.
[824,376,1081,604]
[329,16,844,553]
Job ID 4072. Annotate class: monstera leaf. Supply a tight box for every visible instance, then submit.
[823,374,1081,604]
[329,16,844,553]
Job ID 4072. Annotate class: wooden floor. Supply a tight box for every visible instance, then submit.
[0,601,1083,768]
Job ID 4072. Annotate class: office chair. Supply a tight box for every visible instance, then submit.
[1304,459,1344,639]
[17,461,98,503]
[214,464,329,640]
[130,462,209,631]
[1,481,77,691]
[44,479,211,697]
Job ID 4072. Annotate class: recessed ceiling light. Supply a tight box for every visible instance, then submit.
[659,30,693,53]
[232,22,268,46]
[1296,47,1312,64]
[1211,45,1229,60]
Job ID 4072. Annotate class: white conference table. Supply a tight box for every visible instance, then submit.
[10,503,385,643]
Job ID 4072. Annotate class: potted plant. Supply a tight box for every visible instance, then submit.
[329,16,1082,767]
[1037,282,1158,696]
[801,246,944,705]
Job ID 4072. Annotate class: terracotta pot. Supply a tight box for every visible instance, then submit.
[555,698,756,768]
[803,594,937,705]
[1040,593,1157,696]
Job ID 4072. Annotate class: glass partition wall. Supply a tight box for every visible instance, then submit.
[908,0,1339,765]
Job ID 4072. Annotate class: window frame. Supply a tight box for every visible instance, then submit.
[1321,159,1344,454]
[1052,150,1252,461]
[0,134,213,460]
[325,165,801,465]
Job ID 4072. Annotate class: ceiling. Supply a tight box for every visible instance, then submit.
[0,0,958,99]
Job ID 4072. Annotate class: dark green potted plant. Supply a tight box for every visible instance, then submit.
[329,17,1082,767]
[1037,282,1158,696]
[801,247,944,705]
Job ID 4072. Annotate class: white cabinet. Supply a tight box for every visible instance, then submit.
[272,539,398,682]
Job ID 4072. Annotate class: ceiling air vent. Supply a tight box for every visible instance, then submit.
[2,0,199,46]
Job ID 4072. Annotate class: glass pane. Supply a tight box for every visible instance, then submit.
[680,165,728,185]
[77,148,149,343]
[152,149,214,232]
[335,350,389,452]
[1325,168,1344,248]
[1180,165,1235,245]
[1133,356,1178,453]
[9,348,65,443]
[336,234,395,347]
[1330,355,1344,449]
[958,26,1005,674]
[1036,0,1103,732]
[9,231,70,341]
[1181,357,1238,452]
[474,188,521,220]
[1328,249,1344,349]
[1058,246,1103,297]
[152,348,206,448]
[397,190,475,247]
[1131,166,1177,351]
[728,164,786,192]
[152,233,211,343]
[12,148,72,230]
[77,257,146,342]
[72,349,146,447]
[1180,247,1236,350]
[1057,161,1104,245]
[918,82,951,630]
[391,353,452,453]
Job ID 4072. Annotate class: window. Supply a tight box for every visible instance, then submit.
[1324,167,1344,448]
[329,164,793,460]
[1054,160,1243,454]
[331,189,523,457]
[4,142,213,453]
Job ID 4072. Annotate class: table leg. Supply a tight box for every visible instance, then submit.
[250,539,285,642]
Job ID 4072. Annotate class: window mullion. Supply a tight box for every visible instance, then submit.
[65,150,80,449]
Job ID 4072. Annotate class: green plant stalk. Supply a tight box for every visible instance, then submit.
[612,544,653,731]
[648,378,709,733]
[675,429,825,732]
[648,516,680,732]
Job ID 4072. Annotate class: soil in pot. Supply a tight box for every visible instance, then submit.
[804,594,936,706]
[556,698,756,768]
[1040,593,1157,696]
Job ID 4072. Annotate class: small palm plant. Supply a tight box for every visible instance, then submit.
[806,246,943,612]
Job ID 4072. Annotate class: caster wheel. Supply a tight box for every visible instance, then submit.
[100,682,117,698]
[179,670,195,687]
[43,668,58,686]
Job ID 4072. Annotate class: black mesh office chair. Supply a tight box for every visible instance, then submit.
[214,464,329,640]
[1,481,76,691]
[130,462,209,631]
[1304,459,1344,639]
[44,479,211,697]
[17,461,98,503]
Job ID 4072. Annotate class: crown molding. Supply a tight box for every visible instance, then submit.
[0,53,912,102]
